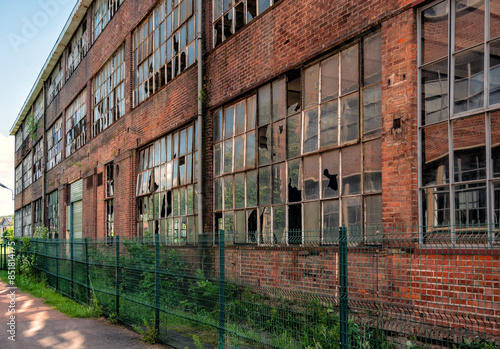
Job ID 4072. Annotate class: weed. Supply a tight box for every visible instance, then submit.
[133,318,158,344]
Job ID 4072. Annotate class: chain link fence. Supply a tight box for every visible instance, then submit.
[2,226,499,349]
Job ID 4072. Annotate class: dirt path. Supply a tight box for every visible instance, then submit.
[0,281,169,348]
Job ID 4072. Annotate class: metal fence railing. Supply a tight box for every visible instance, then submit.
[5,226,500,349]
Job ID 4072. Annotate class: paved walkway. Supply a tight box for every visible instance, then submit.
[0,281,169,349]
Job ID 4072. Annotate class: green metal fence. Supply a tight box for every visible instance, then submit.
[9,226,500,349]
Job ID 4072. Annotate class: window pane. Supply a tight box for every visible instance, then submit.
[422,122,449,186]
[224,211,234,245]
[304,63,319,108]
[247,95,257,130]
[322,149,339,198]
[224,175,233,210]
[363,31,381,86]
[247,209,258,243]
[320,99,338,148]
[323,200,339,243]
[234,135,245,171]
[246,130,256,167]
[272,120,286,162]
[246,170,257,206]
[489,39,500,105]
[258,0,270,14]
[235,172,245,209]
[235,210,246,243]
[225,105,234,139]
[454,0,484,52]
[422,186,450,228]
[287,71,301,115]
[341,44,358,95]
[272,162,286,204]
[492,111,500,178]
[304,201,320,244]
[454,47,484,113]
[179,187,186,215]
[364,139,382,193]
[421,1,448,64]
[273,205,286,244]
[491,0,500,39]
[340,92,359,144]
[303,155,320,200]
[453,115,486,182]
[272,78,286,120]
[421,59,448,125]
[235,100,245,134]
[215,109,223,142]
[494,183,500,227]
[214,143,222,177]
[259,166,271,206]
[321,54,339,102]
[258,84,271,126]
[258,125,271,165]
[303,107,319,153]
[260,207,272,244]
[288,158,302,203]
[214,178,222,210]
[365,195,382,239]
[224,139,233,173]
[287,113,301,159]
[342,144,361,196]
[454,183,487,228]
[342,196,362,239]
[363,84,381,138]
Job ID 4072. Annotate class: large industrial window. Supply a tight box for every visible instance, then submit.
[214,31,382,245]
[15,130,22,152]
[33,140,43,183]
[418,1,500,241]
[66,16,88,80]
[23,152,32,189]
[46,59,63,106]
[132,0,198,107]
[23,204,31,237]
[14,210,22,237]
[92,45,125,137]
[47,190,59,238]
[213,0,275,47]
[106,163,114,242]
[47,118,63,171]
[93,0,124,41]
[66,89,87,156]
[34,92,43,122]
[15,164,22,195]
[136,121,199,244]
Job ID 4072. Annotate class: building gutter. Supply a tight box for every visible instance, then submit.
[197,0,203,238]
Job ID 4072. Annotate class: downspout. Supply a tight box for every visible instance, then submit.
[196,0,203,239]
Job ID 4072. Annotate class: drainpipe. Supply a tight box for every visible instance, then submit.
[196,0,203,239]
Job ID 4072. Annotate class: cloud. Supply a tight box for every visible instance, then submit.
[0,133,15,216]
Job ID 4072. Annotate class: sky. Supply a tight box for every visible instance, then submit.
[0,0,76,216]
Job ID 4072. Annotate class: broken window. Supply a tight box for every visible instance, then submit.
[46,118,63,171]
[106,163,114,198]
[213,31,382,245]
[33,199,42,229]
[46,59,63,106]
[106,200,114,242]
[213,0,275,47]
[23,152,32,190]
[15,164,22,196]
[92,46,125,137]
[22,204,32,237]
[33,140,43,183]
[47,190,59,238]
[66,89,87,156]
[93,0,124,42]
[66,16,88,80]
[33,92,43,122]
[136,121,198,245]
[133,0,197,107]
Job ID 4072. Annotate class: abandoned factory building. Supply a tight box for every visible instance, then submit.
[9,0,500,244]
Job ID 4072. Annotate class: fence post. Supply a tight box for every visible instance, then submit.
[218,229,225,349]
[44,238,48,280]
[85,238,90,303]
[71,236,74,299]
[339,226,348,349]
[115,235,120,317]
[56,238,59,292]
[155,234,160,336]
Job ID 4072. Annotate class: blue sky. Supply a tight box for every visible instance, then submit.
[0,0,76,216]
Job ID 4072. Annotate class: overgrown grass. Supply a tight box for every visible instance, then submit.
[0,270,99,318]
